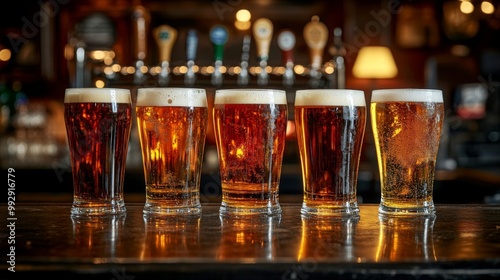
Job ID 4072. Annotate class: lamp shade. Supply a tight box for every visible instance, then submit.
[352,46,398,79]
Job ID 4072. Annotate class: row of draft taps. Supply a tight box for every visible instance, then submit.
[69,15,346,89]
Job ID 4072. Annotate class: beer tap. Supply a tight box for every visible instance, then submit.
[132,5,150,86]
[209,25,228,88]
[253,18,273,86]
[184,29,198,87]
[277,30,296,88]
[237,35,251,86]
[303,16,328,88]
[328,27,346,89]
[153,24,177,87]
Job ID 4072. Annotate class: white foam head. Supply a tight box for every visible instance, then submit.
[214,89,287,105]
[64,88,131,103]
[137,88,207,107]
[295,89,365,106]
[371,89,443,103]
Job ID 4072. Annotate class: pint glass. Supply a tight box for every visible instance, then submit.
[213,89,288,215]
[136,88,207,215]
[371,89,444,216]
[295,89,366,216]
[64,88,132,216]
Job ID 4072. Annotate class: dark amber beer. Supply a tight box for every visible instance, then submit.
[371,89,444,215]
[295,89,366,216]
[64,88,132,216]
[136,88,207,215]
[213,89,287,215]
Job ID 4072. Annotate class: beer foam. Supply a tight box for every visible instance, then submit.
[214,89,287,105]
[295,89,365,106]
[137,88,207,107]
[64,88,131,103]
[371,89,443,103]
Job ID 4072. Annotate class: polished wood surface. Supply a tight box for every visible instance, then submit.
[3,203,500,279]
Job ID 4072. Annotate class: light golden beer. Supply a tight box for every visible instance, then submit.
[371,89,444,215]
[213,89,288,215]
[136,88,208,215]
[295,89,366,216]
[64,88,132,216]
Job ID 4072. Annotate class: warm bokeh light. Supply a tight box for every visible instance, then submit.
[0,49,11,62]
[481,1,495,14]
[236,9,251,22]
[95,79,105,88]
[460,1,474,14]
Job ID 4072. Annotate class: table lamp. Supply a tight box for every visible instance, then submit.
[352,46,398,86]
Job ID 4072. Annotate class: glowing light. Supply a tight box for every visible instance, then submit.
[0,49,11,62]
[95,80,105,88]
[460,1,474,14]
[236,9,251,22]
[481,1,495,14]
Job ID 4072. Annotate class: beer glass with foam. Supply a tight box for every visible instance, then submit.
[64,88,132,216]
[213,89,288,216]
[295,89,366,217]
[371,89,444,216]
[136,88,208,215]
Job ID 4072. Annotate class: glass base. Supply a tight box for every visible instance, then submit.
[71,201,126,216]
[219,203,282,216]
[143,202,202,215]
[301,202,360,217]
[378,203,436,216]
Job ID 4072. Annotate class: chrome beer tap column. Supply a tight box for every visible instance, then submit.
[277,30,296,88]
[184,29,198,87]
[132,5,150,86]
[328,27,346,89]
[209,25,229,88]
[253,18,273,86]
[303,16,328,88]
[237,35,251,86]
[153,24,177,87]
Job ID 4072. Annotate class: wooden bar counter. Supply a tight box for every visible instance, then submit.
[2,203,500,279]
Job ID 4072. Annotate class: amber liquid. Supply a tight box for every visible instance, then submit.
[136,106,207,214]
[371,101,444,214]
[295,105,365,215]
[65,103,131,214]
[213,103,287,214]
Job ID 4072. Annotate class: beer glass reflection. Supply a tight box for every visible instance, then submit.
[71,214,125,257]
[136,88,208,215]
[295,89,366,216]
[64,88,132,216]
[371,89,444,216]
[298,215,358,262]
[213,89,288,215]
[376,215,436,261]
[141,214,201,258]
[217,215,281,260]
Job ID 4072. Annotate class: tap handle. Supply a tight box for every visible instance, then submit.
[303,15,328,69]
[277,29,295,65]
[253,18,273,61]
[153,24,177,63]
[209,25,228,62]
[132,5,150,61]
[186,29,198,62]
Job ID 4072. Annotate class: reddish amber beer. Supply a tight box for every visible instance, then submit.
[371,89,444,216]
[136,88,207,215]
[295,89,366,216]
[213,89,288,215]
[64,88,132,216]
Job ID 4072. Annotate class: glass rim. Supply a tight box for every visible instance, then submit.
[64,88,131,104]
[295,89,366,107]
[371,88,443,103]
[214,88,287,105]
[136,87,207,107]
